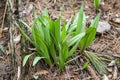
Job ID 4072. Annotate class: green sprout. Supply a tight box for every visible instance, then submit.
[94,0,101,9]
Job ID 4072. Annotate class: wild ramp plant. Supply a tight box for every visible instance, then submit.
[16,8,85,70]
[66,4,107,74]
[16,4,107,74]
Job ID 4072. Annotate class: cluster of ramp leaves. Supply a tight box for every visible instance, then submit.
[16,4,107,74]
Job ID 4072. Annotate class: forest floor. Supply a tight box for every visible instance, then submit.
[0,0,120,80]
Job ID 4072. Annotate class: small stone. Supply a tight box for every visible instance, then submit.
[97,21,111,33]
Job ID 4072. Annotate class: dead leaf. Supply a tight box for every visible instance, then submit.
[107,67,113,72]
[108,60,116,67]
[14,34,21,44]
[112,18,120,24]
[102,75,109,80]
[2,27,9,33]
[34,70,49,76]
[22,2,33,15]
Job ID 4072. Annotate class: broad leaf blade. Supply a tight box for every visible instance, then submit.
[31,23,52,65]
[65,16,73,32]
[69,41,79,56]
[80,27,96,51]
[68,32,85,47]
[80,13,100,52]
[54,18,61,44]
[76,3,86,34]
[89,13,100,28]
[62,23,67,41]
[49,44,57,62]
[23,53,34,66]
[33,57,44,66]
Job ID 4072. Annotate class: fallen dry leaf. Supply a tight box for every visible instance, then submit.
[2,27,9,33]
[107,67,113,72]
[13,34,21,44]
[102,75,109,80]
[108,60,116,67]
[22,2,34,15]
[112,18,120,24]
[34,70,49,76]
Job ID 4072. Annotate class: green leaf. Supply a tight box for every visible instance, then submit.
[80,13,100,53]
[19,19,32,32]
[54,18,61,44]
[15,22,33,44]
[23,53,34,66]
[66,55,79,64]
[69,41,79,56]
[76,3,86,34]
[32,19,44,41]
[33,8,38,19]
[80,27,96,52]
[62,42,69,61]
[62,23,67,41]
[31,24,52,65]
[82,61,90,70]
[49,44,57,62]
[33,57,44,66]
[68,32,85,47]
[65,16,73,32]
[89,13,100,28]
[43,8,49,17]
[85,51,108,75]
[42,26,51,46]
[68,3,86,34]
[94,0,101,9]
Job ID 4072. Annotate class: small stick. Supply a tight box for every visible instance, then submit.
[87,66,100,80]
[0,0,8,37]
[112,66,118,80]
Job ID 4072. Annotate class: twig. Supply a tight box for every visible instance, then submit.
[87,66,100,80]
[0,0,8,37]
[9,22,15,71]
[112,66,118,80]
